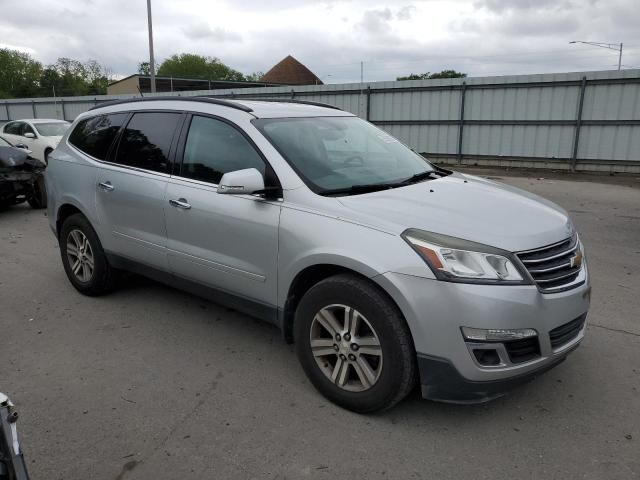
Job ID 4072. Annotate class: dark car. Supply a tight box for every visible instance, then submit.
[0,136,46,210]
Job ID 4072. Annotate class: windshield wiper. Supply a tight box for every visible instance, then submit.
[400,168,451,185]
[319,169,450,197]
[319,183,402,196]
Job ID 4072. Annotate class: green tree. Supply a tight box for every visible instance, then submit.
[157,53,245,81]
[397,69,466,81]
[244,71,265,82]
[84,59,111,95]
[0,49,42,98]
[137,61,157,75]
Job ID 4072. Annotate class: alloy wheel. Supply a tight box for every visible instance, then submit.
[66,229,94,282]
[309,304,383,392]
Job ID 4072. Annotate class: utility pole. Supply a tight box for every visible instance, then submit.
[618,42,623,71]
[358,61,364,118]
[147,0,156,93]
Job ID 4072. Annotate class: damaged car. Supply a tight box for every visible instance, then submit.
[0,137,47,210]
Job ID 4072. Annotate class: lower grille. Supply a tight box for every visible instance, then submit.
[549,315,586,349]
[516,235,584,292]
[505,337,541,364]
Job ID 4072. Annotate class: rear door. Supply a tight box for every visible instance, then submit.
[164,113,281,307]
[95,111,183,270]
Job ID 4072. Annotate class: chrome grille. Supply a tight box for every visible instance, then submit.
[516,235,584,292]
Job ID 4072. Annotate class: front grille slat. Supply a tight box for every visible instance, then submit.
[520,243,578,265]
[549,315,586,349]
[535,268,582,283]
[516,235,584,292]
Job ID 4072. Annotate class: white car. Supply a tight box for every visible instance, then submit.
[2,119,70,164]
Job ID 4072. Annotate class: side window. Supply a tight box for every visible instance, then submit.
[68,113,128,160]
[21,123,35,136]
[115,112,181,173]
[4,122,21,135]
[181,115,265,184]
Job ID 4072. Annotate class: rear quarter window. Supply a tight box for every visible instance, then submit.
[68,113,128,160]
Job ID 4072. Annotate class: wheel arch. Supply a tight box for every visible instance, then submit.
[56,202,90,238]
[280,262,406,344]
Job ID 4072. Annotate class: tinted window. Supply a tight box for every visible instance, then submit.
[181,115,265,184]
[115,112,181,173]
[4,122,21,135]
[69,114,128,160]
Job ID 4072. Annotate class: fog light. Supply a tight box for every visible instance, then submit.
[473,348,501,366]
[461,327,537,342]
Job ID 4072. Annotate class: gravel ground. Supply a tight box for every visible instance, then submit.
[0,172,638,480]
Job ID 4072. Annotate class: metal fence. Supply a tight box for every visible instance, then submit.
[2,69,640,173]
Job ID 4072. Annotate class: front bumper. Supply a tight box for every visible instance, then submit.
[375,267,590,403]
[416,347,578,404]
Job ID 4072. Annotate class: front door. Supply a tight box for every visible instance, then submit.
[164,114,281,307]
[95,111,183,271]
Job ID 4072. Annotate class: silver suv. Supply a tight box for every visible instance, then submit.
[46,97,590,412]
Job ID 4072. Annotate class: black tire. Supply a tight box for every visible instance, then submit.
[44,149,52,165]
[294,274,417,413]
[27,175,47,209]
[59,213,117,296]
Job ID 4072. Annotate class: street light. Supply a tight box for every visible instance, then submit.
[569,40,623,71]
[147,0,156,93]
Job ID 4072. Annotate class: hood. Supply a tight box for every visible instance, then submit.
[337,172,573,252]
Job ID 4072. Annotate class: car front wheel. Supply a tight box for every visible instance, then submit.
[294,274,417,413]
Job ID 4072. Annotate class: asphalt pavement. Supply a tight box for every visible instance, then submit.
[0,171,638,479]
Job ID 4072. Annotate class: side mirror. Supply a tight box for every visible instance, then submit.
[217,168,265,195]
[24,132,36,139]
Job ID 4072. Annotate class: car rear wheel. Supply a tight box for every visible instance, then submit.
[59,213,116,296]
[294,274,417,413]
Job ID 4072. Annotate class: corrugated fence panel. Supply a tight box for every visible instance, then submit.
[582,82,640,120]
[2,69,639,171]
[6,103,33,119]
[63,101,99,120]
[465,86,578,120]
[381,124,459,154]
[34,102,64,119]
[463,125,574,158]
[578,126,640,161]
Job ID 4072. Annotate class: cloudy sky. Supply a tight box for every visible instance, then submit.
[1,0,638,83]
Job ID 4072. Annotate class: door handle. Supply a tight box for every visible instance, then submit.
[98,181,114,192]
[169,198,191,210]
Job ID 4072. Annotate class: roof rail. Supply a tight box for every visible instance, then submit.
[89,96,254,113]
[202,96,343,111]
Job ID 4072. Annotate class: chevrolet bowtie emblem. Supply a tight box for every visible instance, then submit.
[570,251,583,268]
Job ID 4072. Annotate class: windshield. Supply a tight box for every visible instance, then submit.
[34,122,69,137]
[254,116,435,194]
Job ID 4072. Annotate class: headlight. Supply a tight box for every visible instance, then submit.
[402,229,530,285]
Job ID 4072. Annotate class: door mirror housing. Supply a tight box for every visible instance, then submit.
[23,132,36,139]
[217,168,265,195]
